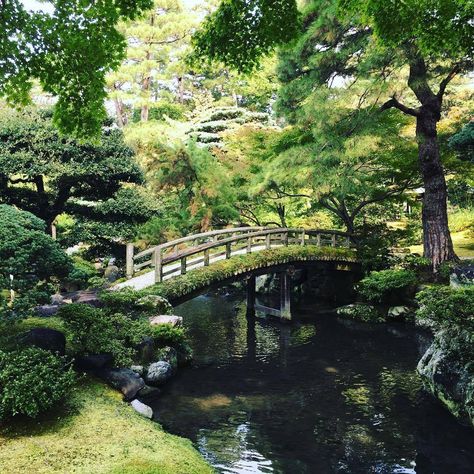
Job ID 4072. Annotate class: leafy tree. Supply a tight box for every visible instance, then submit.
[1,0,153,137]
[108,0,197,125]
[0,205,71,317]
[194,0,474,269]
[0,108,144,233]
[450,121,474,163]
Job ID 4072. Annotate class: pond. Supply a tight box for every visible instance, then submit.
[148,288,474,473]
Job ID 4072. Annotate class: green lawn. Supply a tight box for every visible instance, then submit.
[0,377,213,474]
[410,230,474,259]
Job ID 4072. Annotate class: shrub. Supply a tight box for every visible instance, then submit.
[416,286,474,331]
[64,257,98,289]
[0,347,75,418]
[336,304,385,323]
[99,288,157,316]
[148,324,186,347]
[358,269,418,304]
[401,254,432,273]
[58,304,142,366]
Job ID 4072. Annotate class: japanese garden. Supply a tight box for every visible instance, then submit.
[0,0,474,472]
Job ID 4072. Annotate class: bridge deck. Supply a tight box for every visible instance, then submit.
[118,228,353,291]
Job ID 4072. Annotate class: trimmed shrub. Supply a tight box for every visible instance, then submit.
[149,324,186,347]
[100,288,172,316]
[64,256,98,290]
[0,347,75,418]
[58,304,142,366]
[416,286,474,331]
[358,269,418,304]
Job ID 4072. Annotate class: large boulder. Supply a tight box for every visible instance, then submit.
[104,265,120,283]
[149,315,183,327]
[145,361,173,386]
[73,290,103,307]
[130,399,153,419]
[21,328,66,355]
[417,333,474,427]
[96,368,145,400]
[387,305,414,321]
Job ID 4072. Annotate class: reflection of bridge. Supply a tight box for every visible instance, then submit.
[120,227,355,296]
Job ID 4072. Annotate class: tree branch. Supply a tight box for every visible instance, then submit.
[380,96,420,117]
[437,63,463,99]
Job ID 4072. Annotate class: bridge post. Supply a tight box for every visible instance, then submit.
[280,272,291,320]
[246,275,256,318]
[331,233,336,247]
[283,231,289,246]
[204,249,210,266]
[301,229,305,246]
[226,242,231,259]
[181,257,187,275]
[265,233,271,249]
[316,233,321,246]
[154,247,162,283]
[126,243,134,279]
[247,236,252,253]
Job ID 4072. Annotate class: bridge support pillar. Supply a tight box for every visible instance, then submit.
[247,272,292,321]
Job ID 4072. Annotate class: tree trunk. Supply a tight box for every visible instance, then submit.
[416,102,456,269]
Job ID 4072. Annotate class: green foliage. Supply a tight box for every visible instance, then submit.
[401,254,432,274]
[0,108,145,235]
[148,324,186,348]
[449,121,474,163]
[358,269,418,304]
[0,348,75,419]
[337,304,385,323]
[416,286,474,332]
[448,179,474,208]
[449,208,474,233]
[131,102,186,123]
[1,0,153,138]
[0,205,71,317]
[58,304,143,367]
[65,257,99,290]
[192,0,299,73]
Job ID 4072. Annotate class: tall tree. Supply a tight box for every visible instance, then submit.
[0,108,143,232]
[107,0,196,124]
[1,0,153,137]
[193,0,474,269]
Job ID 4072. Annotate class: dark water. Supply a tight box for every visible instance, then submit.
[150,292,474,474]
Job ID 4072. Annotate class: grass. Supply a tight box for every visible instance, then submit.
[410,230,474,259]
[0,377,213,474]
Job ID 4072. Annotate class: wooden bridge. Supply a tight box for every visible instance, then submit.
[120,227,353,291]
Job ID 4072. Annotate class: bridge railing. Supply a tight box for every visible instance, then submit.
[125,227,352,283]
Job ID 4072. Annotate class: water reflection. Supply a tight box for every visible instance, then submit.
[150,293,474,473]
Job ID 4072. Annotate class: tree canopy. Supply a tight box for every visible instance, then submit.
[1,0,153,138]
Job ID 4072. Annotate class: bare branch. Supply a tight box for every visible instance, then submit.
[380,96,420,117]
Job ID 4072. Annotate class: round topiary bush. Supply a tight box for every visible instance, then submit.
[0,347,75,419]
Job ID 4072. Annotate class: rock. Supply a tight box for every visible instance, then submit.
[75,353,113,371]
[450,264,474,288]
[51,293,64,305]
[137,385,161,401]
[104,265,120,283]
[131,365,145,376]
[21,328,66,355]
[336,303,383,323]
[156,347,178,373]
[131,399,153,419]
[387,305,414,321]
[35,304,60,317]
[137,336,155,363]
[137,295,173,314]
[145,361,173,386]
[417,333,474,427]
[73,290,103,307]
[149,315,183,328]
[96,368,145,400]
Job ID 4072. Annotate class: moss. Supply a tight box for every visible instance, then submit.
[140,245,357,301]
[0,377,213,474]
